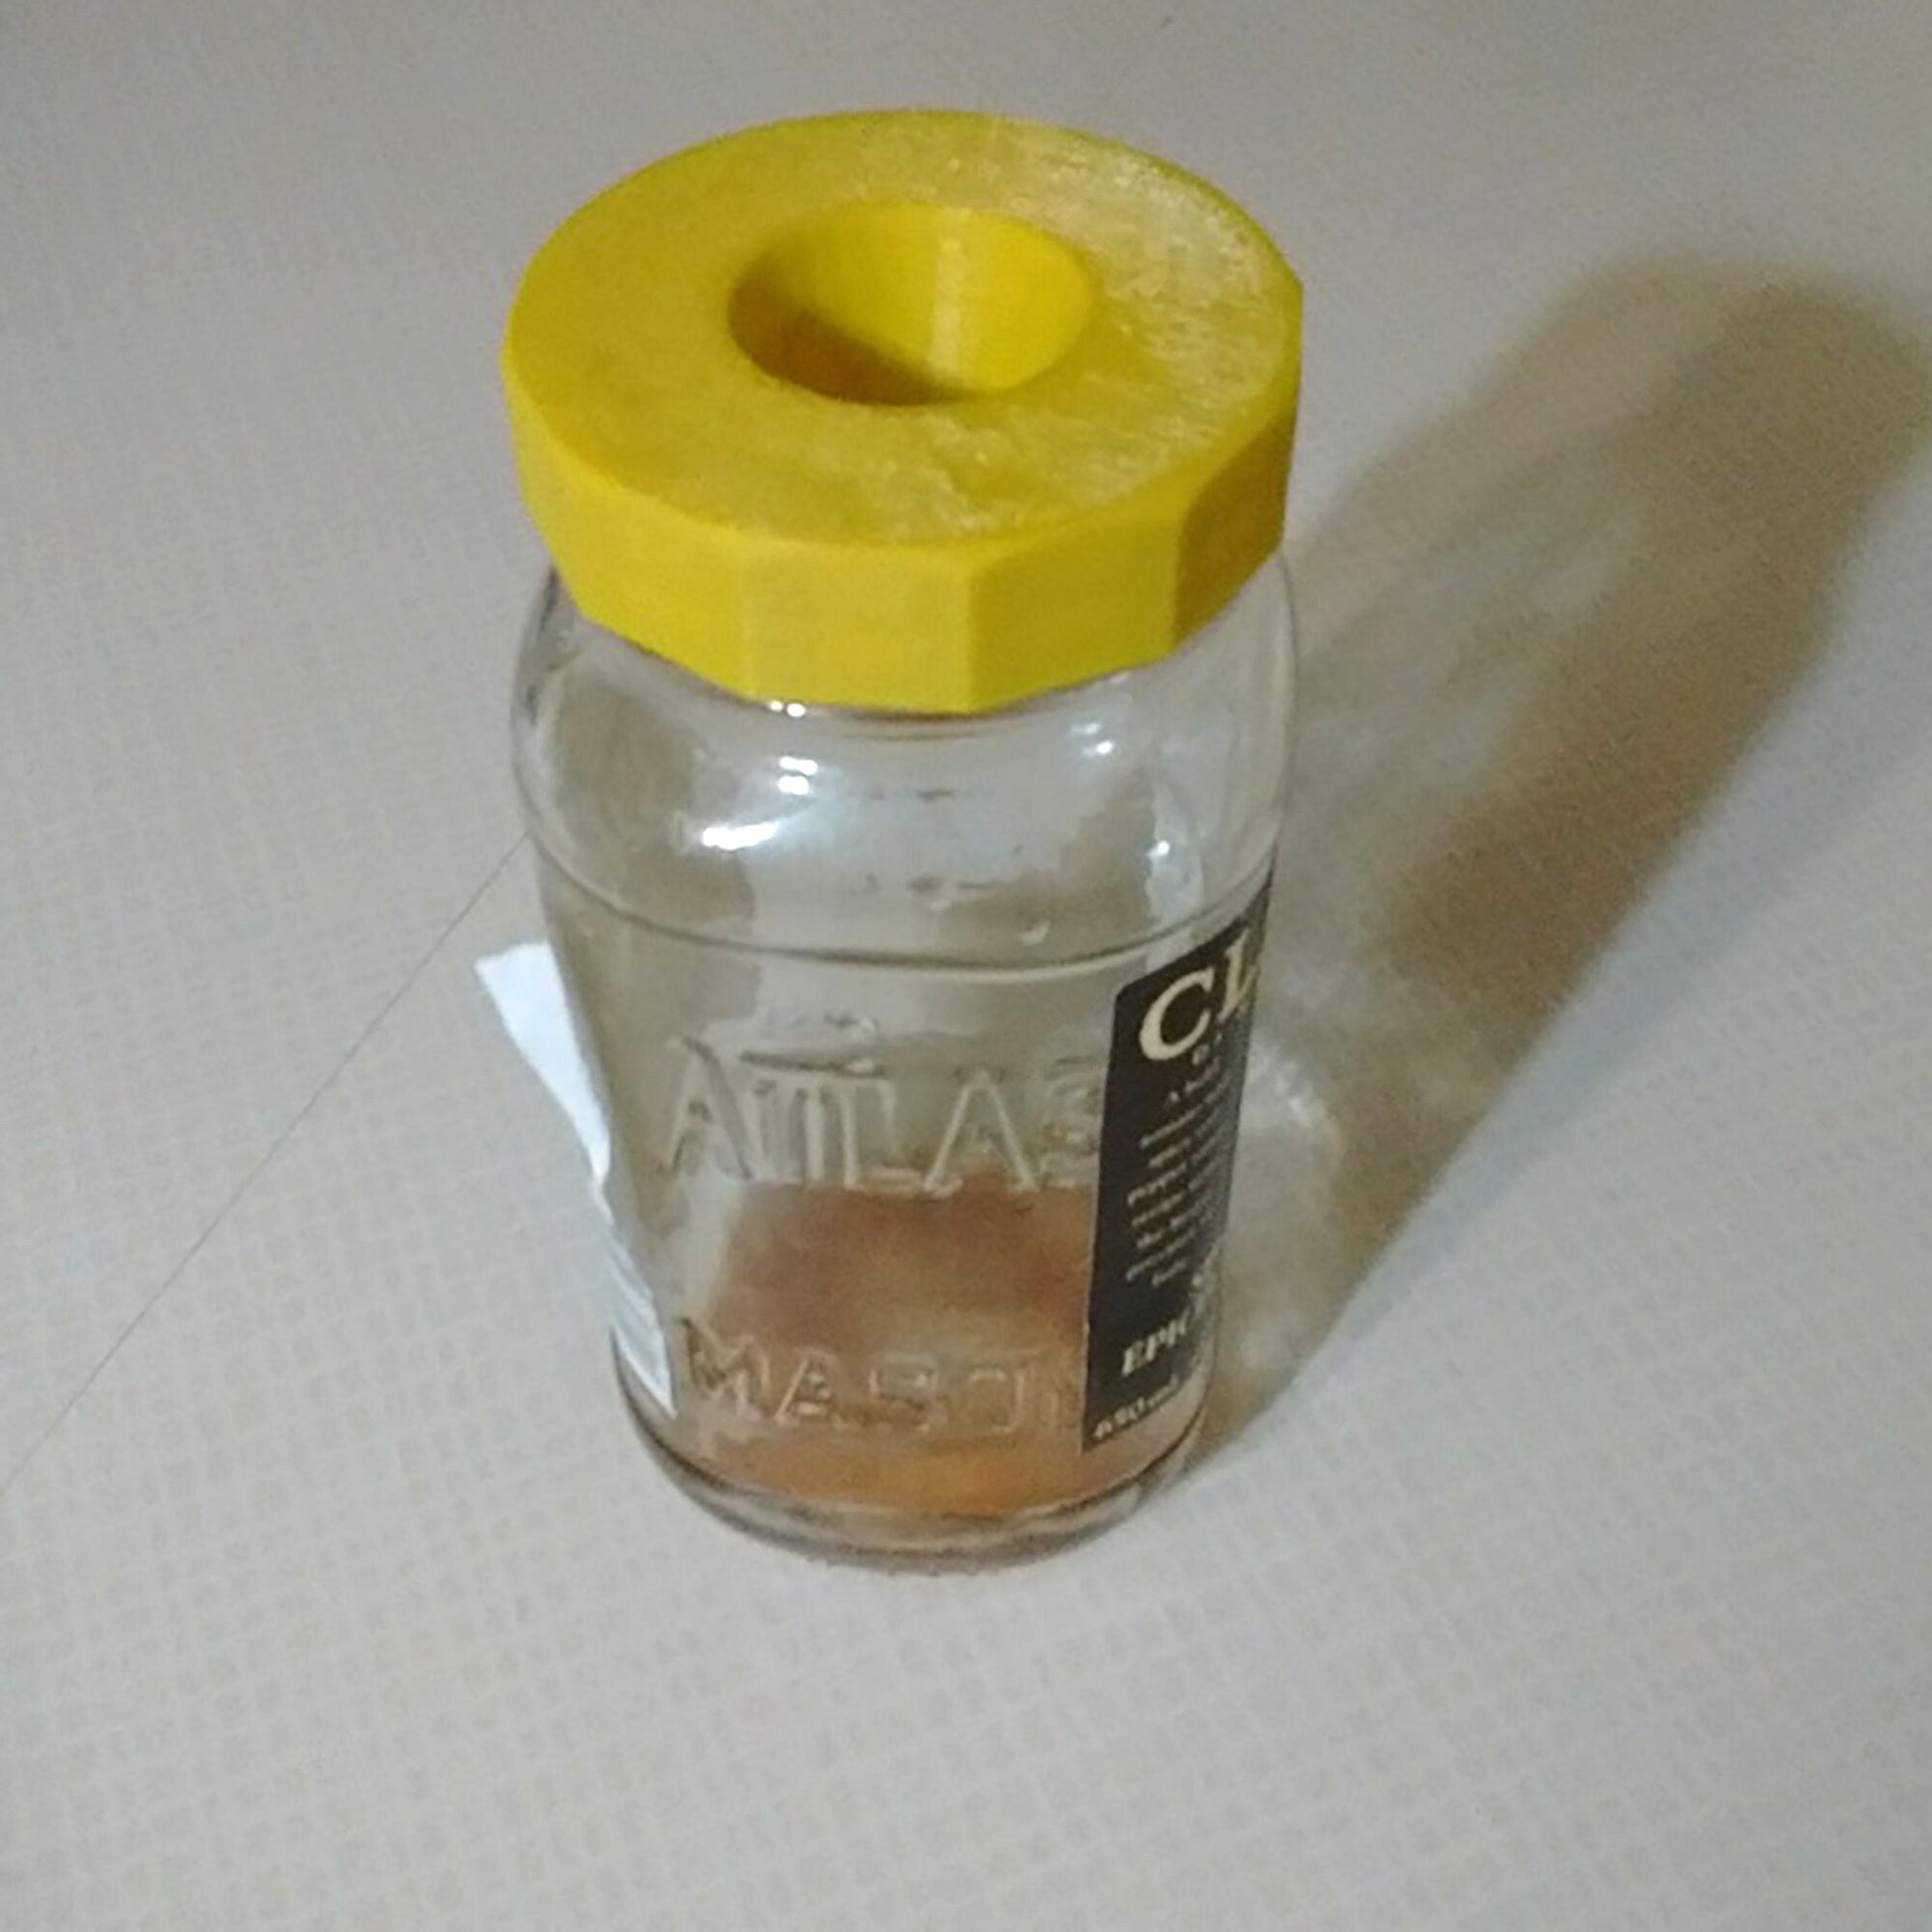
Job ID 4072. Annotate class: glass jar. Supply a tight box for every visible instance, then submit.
[502,112,1301,1561]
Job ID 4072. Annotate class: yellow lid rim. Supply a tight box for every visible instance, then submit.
[503,111,1301,713]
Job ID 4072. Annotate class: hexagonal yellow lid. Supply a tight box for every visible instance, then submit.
[502,112,1301,714]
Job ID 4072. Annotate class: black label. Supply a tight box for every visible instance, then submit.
[1084,879,1271,1448]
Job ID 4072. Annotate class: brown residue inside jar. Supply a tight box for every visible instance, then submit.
[663,1179,1204,1518]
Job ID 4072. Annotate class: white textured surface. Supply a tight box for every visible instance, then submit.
[6,4,1932,1927]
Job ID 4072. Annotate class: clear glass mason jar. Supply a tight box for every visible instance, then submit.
[513,564,1291,1557]
[501,111,1301,1560]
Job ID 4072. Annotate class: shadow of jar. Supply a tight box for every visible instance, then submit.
[1210,260,1932,1450]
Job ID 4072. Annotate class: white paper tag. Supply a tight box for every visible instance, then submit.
[476,942,611,1186]
[476,941,674,1411]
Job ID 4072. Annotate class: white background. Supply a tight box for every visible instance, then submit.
[5,3,1930,1925]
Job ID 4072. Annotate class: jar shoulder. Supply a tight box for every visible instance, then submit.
[513,569,1293,962]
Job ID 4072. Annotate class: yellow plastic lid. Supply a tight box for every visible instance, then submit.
[502,112,1301,714]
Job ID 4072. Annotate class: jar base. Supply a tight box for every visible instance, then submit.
[612,1347,1202,1569]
